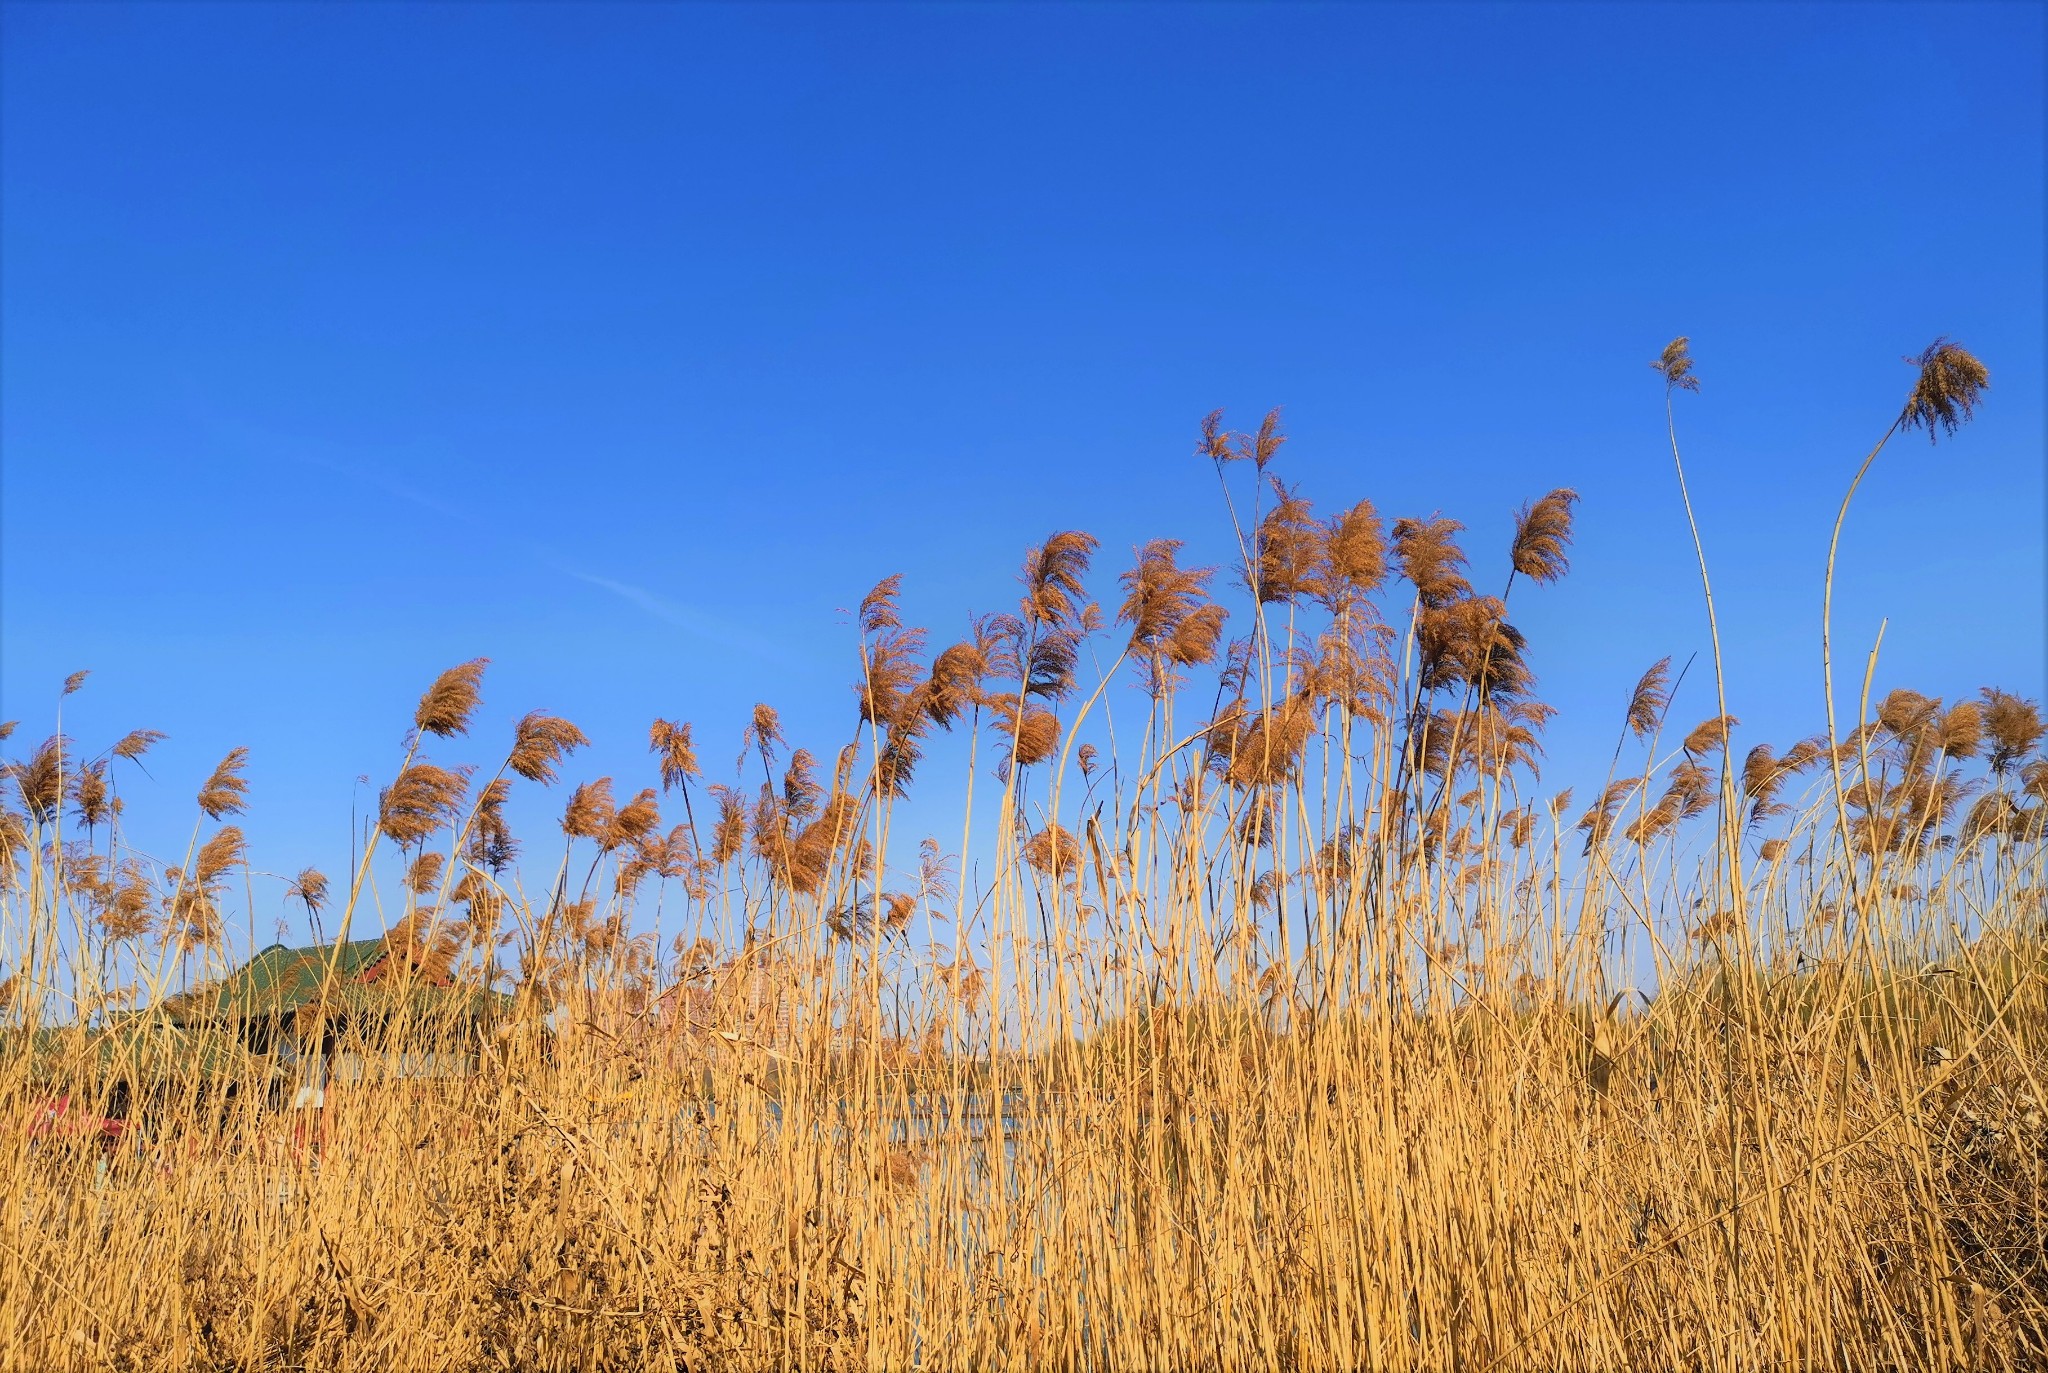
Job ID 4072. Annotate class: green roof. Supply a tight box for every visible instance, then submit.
[161,939,387,1023]
[158,938,505,1025]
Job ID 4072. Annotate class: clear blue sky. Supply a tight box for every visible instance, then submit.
[4,2,2042,948]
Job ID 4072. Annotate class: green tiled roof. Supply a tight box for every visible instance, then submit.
[161,939,510,1029]
[161,939,391,1023]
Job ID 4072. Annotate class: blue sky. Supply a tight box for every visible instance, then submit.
[3,2,2042,950]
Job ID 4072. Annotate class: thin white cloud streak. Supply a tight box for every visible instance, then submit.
[211,423,810,666]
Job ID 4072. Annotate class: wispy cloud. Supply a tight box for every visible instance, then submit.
[546,563,804,665]
[213,419,809,664]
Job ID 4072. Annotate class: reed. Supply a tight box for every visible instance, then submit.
[1,340,2041,1371]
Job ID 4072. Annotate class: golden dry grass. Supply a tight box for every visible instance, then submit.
[3,341,2044,1371]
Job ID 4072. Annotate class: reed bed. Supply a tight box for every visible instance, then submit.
[2,340,2043,1370]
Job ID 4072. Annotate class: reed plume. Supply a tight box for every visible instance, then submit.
[196,747,250,820]
[1652,336,1700,393]
[465,778,519,873]
[645,718,698,793]
[508,712,589,785]
[404,851,445,896]
[1510,488,1580,585]
[1680,714,1738,759]
[379,763,470,847]
[1321,498,1389,603]
[1392,516,1473,608]
[193,826,247,886]
[1196,408,1233,464]
[1019,530,1099,630]
[1214,694,1318,789]
[561,779,617,843]
[1938,701,1984,761]
[1663,759,1717,820]
[1622,659,1673,741]
[1023,824,1080,878]
[1901,338,1990,440]
[1250,481,1323,605]
[61,670,89,696]
[415,658,488,738]
[68,760,112,831]
[10,736,68,823]
[109,728,165,762]
[1981,689,2045,775]
[707,784,746,865]
[98,865,153,943]
[743,704,786,768]
[605,788,662,854]
[1236,406,1287,470]
[286,866,329,915]
[1577,778,1643,851]
[924,640,988,728]
[990,701,1059,778]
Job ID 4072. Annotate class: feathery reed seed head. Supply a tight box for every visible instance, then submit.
[415,659,488,738]
[1901,338,1989,441]
[197,747,250,821]
[1653,337,1700,392]
[509,712,588,785]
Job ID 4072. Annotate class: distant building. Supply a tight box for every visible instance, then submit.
[161,931,503,1094]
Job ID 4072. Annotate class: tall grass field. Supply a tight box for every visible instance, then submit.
[3,340,2042,1370]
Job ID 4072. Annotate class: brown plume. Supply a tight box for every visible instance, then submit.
[465,778,519,873]
[1233,407,1287,470]
[509,712,589,785]
[197,748,250,820]
[1936,701,1983,760]
[649,718,700,791]
[1322,499,1389,603]
[1019,531,1099,629]
[1653,337,1700,393]
[1392,516,1473,609]
[99,865,154,943]
[1023,824,1080,878]
[1900,338,1988,441]
[561,778,617,843]
[287,867,329,914]
[62,670,90,696]
[1680,715,1738,758]
[708,784,747,866]
[1980,688,2044,774]
[991,701,1059,779]
[1119,540,1213,649]
[1663,759,1716,820]
[1510,489,1579,585]
[194,826,248,885]
[405,851,446,896]
[1624,659,1672,740]
[604,787,661,855]
[416,659,488,738]
[9,736,66,823]
[1576,779,1643,852]
[924,641,988,728]
[379,763,470,847]
[69,761,112,830]
[111,729,166,762]
[1249,481,1323,605]
[1213,694,1318,789]
[743,704,786,766]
